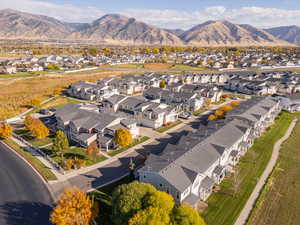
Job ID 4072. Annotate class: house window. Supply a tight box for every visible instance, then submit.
[177,193,179,199]
[144,175,146,178]
[159,184,162,187]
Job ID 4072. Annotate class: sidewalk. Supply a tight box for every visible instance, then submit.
[234,119,297,225]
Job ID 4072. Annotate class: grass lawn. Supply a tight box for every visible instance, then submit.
[90,175,134,225]
[202,112,296,225]
[108,136,150,157]
[41,146,107,167]
[2,138,57,181]
[0,72,42,78]
[247,119,300,225]
[15,129,54,147]
[155,121,183,133]
[193,108,208,116]
[212,99,226,105]
[105,64,143,69]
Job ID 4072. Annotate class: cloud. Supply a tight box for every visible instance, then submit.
[0,0,105,22]
[1,0,300,29]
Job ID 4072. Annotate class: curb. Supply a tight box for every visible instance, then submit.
[1,140,56,203]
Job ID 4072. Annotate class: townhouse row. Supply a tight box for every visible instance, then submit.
[138,96,281,206]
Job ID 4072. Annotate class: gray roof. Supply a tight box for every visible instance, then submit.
[103,94,127,105]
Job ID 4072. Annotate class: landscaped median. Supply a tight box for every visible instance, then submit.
[202,112,297,225]
[155,121,182,133]
[2,138,57,181]
[108,136,150,157]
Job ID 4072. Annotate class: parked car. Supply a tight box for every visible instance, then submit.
[179,112,192,119]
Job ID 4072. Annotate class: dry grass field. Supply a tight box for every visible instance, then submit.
[143,63,173,70]
[0,70,131,120]
[247,120,300,225]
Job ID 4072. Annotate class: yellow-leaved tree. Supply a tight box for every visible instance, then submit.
[0,123,13,139]
[114,128,132,147]
[50,187,93,225]
[31,119,49,139]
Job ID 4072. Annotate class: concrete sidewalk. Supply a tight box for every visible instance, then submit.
[234,119,298,225]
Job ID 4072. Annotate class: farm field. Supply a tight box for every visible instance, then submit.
[247,119,300,225]
[0,70,131,120]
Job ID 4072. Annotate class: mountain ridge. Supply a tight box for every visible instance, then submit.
[0,9,297,46]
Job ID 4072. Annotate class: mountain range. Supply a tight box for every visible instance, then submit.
[0,8,298,46]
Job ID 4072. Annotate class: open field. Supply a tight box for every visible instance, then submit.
[3,138,57,180]
[143,63,173,70]
[0,70,132,120]
[203,112,296,225]
[247,119,300,225]
[171,64,211,71]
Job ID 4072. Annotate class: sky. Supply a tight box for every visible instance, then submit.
[1,0,300,29]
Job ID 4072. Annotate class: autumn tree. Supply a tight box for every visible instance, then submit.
[128,207,170,225]
[215,110,225,119]
[31,119,49,139]
[86,142,99,162]
[208,115,217,121]
[24,115,35,130]
[52,130,69,161]
[231,101,241,107]
[114,128,132,147]
[172,204,206,225]
[0,123,13,139]
[159,80,167,88]
[50,187,92,225]
[219,105,233,113]
[53,88,63,96]
[29,98,42,107]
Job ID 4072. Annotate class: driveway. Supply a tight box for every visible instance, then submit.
[0,142,53,225]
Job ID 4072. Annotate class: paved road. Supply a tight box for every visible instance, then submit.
[234,119,298,225]
[0,142,53,225]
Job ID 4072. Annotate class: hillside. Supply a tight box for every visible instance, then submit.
[265,26,300,46]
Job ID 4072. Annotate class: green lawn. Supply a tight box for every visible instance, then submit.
[155,121,183,133]
[2,138,57,181]
[247,118,300,225]
[0,72,43,78]
[193,108,207,116]
[41,146,107,167]
[202,112,296,225]
[108,136,150,157]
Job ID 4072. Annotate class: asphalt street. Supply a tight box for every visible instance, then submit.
[0,142,53,225]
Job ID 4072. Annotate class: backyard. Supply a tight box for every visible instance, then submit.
[202,112,296,225]
[247,119,300,225]
[155,121,183,133]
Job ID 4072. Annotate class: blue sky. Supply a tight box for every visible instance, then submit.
[1,0,300,29]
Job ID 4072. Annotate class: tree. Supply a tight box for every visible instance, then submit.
[50,187,92,225]
[172,204,206,225]
[128,206,170,225]
[111,181,156,225]
[0,123,13,139]
[159,80,167,88]
[29,98,42,107]
[52,130,69,161]
[53,88,63,96]
[144,190,174,213]
[208,115,217,121]
[24,115,35,130]
[114,128,132,147]
[219,105,233,113]
[47,64,60,70]
[88,48,98,56]
[231,101,240,107]
[86,142,99,162]
[31,120,49,139]
[215,110,225,119]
